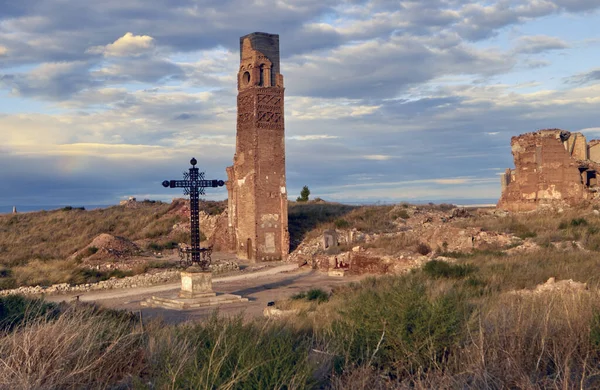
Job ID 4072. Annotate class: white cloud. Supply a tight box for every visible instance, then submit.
[513,35,570,54]
[0,45,7,56]
[289,135,339,141]
[363,155,393,161]
[87,32,154,57]
[288,97,381,119]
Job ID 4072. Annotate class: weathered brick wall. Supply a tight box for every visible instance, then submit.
[498,129,596,211]
[589,140,600,163]
[566,132,588,160]
[226,33,290,261]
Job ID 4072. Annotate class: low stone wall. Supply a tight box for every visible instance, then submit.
[0,261,240,297]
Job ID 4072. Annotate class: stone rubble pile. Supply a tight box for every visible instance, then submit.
[290,205,524,276]
[0,261,239,297]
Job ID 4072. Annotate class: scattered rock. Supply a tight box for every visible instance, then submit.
[451,208,471,218]
[71,233,142,262]
[263,307,299,318]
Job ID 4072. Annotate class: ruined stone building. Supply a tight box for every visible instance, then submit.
[498,129,600,211]
[226,32,290,261]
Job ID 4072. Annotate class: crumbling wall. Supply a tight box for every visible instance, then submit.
[225,32,290,261]
[589,140,600,163]
[498,129,600,211]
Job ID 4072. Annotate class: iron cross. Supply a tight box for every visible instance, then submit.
[162,158,225,269]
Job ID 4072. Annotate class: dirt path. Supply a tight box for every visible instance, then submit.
[47,263,365,324]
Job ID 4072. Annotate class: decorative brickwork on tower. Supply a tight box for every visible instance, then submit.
[226,32,289,261]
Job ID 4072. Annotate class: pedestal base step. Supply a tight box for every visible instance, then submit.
[141,293,249,310]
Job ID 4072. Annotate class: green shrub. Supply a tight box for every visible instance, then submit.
[67,268,133,285]
[571,217,588,227]
[591,312,600,347]
[291,291,306,300]
[395,209,410,219]
[0,295,59,332]
[330,277,470,376]
[0,266,16,289]
[423,260,476,279]
[416,242,431,255]
[307,288,329,303]
[510,222,537,239]
[334,219,350,229]
[86,246,98,256]
[147,315,315,388]
[147,242,161,251]
[292,288,329,303]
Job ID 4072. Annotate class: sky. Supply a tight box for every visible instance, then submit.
[1,0,600,208]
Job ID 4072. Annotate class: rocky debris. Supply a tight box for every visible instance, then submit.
[504,240,540,255]
[119,197,138,208]
[263,307,299,318]
[511,277,588,296]
[210,261,240,274]
[451,208,472,218]
[550,240,588,252]
[71,233,142,261]
[535,277,587,293]
[289,204,526,278]
[0,270,180,297]
[0,261,240,297]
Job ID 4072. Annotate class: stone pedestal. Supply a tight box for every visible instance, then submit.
[179,271,214,298]
[141,267,248,310]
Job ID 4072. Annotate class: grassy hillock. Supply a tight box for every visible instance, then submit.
[0,200,228,288]
[0,202,181,266]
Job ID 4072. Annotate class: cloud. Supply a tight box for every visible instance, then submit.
[566,68,600,85]
[0,45,7,56]
[86,32,155,57]
[454,1,559,41]
[289,135,339,141]
[513,35,570,54]
[0,61,96,99]
[363,155,394,161]
[288,97,381,119]
[94,58,184,84]
[286,35,514,99]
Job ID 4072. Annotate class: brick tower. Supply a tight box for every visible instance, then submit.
[226,32,289,261]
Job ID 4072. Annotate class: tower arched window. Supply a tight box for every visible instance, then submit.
[259,65,264,86]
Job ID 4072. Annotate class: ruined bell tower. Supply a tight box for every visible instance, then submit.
[226,32,289,261]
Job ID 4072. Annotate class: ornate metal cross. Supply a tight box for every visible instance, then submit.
[162,158,224,269]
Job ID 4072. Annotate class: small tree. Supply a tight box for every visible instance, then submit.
[297,185,310,202]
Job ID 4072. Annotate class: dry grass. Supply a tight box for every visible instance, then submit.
[0,305,144,389]
[458,208,600,249]
[0,203,185,267]
[459,290,600,389]
[0,301,316,389]
[459,249,600,292]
